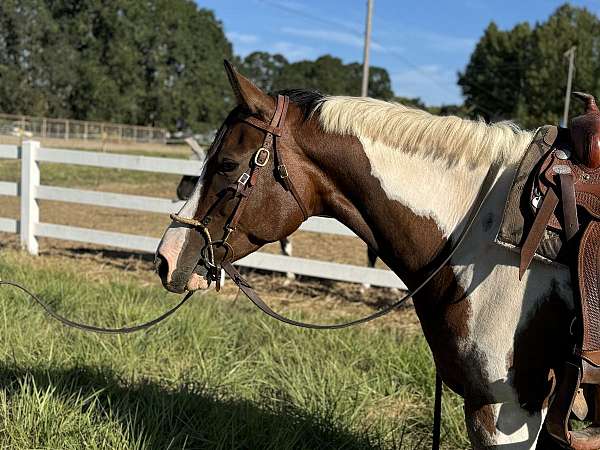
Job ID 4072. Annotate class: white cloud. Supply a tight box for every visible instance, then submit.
[226,31,260,45]
[272,41,317,61]
[374,25,475,55]
[392,65,463,105]
[280,27,390,53]
[418,31,476,53]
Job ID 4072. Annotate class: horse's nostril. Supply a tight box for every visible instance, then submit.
[155,254,170,282]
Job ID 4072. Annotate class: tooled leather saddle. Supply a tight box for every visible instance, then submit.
[514,92,600,449]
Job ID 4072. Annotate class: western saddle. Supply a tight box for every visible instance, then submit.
[517,92,600,449]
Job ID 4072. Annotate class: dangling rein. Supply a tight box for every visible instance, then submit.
[0,277,201,334]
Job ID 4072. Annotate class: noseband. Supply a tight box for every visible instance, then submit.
[170,94,308,287]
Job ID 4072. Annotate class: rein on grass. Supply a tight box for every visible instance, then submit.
[0,278,201,334]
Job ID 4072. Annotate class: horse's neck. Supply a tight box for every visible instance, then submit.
[306,128,503,284]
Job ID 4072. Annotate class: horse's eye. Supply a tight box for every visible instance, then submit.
[218,160,239,173]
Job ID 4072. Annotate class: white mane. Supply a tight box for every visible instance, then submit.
[317,96,533,167]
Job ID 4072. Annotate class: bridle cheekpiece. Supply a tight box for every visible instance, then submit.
[170,94,308,289]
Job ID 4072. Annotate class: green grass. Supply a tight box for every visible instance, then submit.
[0,251,469,449]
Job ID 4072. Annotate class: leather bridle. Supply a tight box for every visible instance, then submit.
[170,94,308,288]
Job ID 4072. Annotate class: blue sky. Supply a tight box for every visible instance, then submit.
[198,1,600,105]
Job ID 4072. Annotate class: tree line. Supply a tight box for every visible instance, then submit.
[458,4,600,128]
[0,0,394,132]
[0,1,598,131]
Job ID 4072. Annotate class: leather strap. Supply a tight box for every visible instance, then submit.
[519,188,559,279]
[0,280,200,334]
[432,372,443,450]
[560,172,579,241]
[546,360,582,447]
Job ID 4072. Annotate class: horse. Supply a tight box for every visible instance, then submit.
[155,61,573,449]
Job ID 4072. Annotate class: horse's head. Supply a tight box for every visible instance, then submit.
[156,61,315,293]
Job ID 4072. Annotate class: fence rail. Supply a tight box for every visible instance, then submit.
[0,141,406,289]
[0,113,167,144]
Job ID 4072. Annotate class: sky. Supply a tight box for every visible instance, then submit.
[198,0,600,106]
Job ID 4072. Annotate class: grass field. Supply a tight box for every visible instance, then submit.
[0,249,469,449]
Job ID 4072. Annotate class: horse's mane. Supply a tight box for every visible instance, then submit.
[285,93,533,167]
[276,89,325,120]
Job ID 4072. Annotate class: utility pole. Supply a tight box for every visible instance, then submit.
[562,46,576,126]
[361,0,373,97]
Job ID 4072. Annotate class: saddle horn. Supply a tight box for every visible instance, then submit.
[569,92,600,169]
[572,91,599,114]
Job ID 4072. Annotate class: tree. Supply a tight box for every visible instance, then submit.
[0,0,70,117]
[392,96,427,109]
[459,4,600,128]
[272,55,393,99]
[240,51,288,92]
[458,21,533,122]
[0,0,234,131]
[522,4,600,127]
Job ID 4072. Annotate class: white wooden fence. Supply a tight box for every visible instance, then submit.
[0,141,406,289]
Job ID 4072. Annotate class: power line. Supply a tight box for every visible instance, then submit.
[255,0,511,114]
[256,0,362,35]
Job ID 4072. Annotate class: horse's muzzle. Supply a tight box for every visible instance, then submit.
[155,253,210,293]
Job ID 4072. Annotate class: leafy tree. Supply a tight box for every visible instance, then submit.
[459,4,600,128]
[522,4,600,127]
[0,0,234,131]
[240,51,288,92]
[0,0,69,117]
[392,96,427,109]
[272,55,393,99]
[458,21,533,122]
[366,66,394,100]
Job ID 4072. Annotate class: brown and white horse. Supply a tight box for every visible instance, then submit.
[155,62,573,449]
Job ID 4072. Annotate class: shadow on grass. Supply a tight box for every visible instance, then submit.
[0,364,408,450]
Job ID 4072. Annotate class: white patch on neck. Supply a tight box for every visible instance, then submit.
[358,136,488,238]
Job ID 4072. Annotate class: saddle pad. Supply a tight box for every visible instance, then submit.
[495,126,566,265]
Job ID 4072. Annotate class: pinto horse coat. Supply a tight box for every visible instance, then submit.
[156,63,573,449]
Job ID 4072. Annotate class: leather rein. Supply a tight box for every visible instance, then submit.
[0,93,502,450]
[171,94,502,330]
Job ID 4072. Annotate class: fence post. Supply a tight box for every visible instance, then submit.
[21,140,40,255]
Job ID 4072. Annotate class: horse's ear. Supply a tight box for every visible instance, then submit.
[224,59,275,118]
